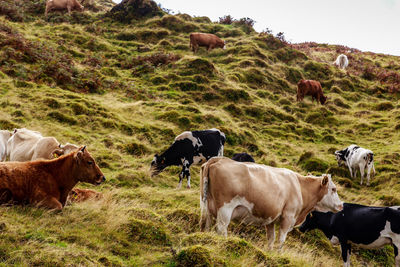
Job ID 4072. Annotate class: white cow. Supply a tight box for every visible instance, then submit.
[335,144,376,185]
[0,130,12,161]
[7,128,78,162]
[333,54,349,69]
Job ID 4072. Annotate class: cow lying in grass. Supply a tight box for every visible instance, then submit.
[0,146,105,210]
[300,203,400,267]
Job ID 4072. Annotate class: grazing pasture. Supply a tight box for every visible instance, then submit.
[0,0,400,265]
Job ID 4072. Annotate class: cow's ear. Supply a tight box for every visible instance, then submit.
[321,175,329,187]
[52,149,64,157]
[161,158,165,164]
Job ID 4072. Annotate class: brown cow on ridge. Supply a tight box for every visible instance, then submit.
[0,146,105,210]
[190,33,226,53]
[297,79,327,105]
[45,0,84,17]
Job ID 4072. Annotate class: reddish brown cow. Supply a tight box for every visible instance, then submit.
[45,0,84,17]
[189,33,225,53]
[0,146,105,210]
[67,188,102,204]
[297,79,327,105]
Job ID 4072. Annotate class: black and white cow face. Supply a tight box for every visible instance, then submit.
[299,212,329,234]
[150,154,167,176]
[334,150,346,167]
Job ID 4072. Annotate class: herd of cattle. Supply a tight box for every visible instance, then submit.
[3,3,398,265]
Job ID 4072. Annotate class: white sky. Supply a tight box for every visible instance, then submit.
[112,0,400,56]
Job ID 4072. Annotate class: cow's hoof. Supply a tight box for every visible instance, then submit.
[186,185,191,189]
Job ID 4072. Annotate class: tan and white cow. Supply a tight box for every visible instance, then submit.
[7,128,78,162]
[0,130,12,162]
[199,157,343,248]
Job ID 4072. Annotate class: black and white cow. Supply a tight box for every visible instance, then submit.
[150,128,225,189]
[335,144,376,185]
[300,203,400,267]
[231,152,255,163]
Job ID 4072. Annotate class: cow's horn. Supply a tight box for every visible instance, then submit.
[81,146,86,152]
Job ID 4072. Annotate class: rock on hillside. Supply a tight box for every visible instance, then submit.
[108,0,164,23]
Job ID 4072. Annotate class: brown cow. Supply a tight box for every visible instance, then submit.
[189,33,226,53]
[200,157,343,248]
[297,79,327,105]
[67,188,102,204]
[0,146,105,210]
[45,0,84,17]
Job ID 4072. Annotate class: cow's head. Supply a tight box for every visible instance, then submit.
[314,174,343,212]
[74,146,105,185]
[320,95,327,105]
[150,154,167,176]
[51,143,79,158]
[299,212,321,233]
[334,150,346,167]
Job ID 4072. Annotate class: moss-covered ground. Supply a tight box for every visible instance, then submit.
[0,0,399,265]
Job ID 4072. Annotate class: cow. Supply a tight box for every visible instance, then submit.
[297,79,327,105]
[300,203,400,267]
[189,33,226,53]
[0,130,12,162]
[67,188,102,204]
[45,0,84,17]
[150,128,225,189]
[334,144,375,185]
[199,157,343,248]
[231,152,255,163]
[334,54,349,70]
[0,146,105,210]
[7,128,78,162]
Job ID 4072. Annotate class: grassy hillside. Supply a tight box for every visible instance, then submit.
[0,0,400,265]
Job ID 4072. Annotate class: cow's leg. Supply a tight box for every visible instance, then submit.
[208,45,214,51]
[266,223,275,249]
[278,214,295,248]
[340,242,351,267]
[359,164,365,185]
[38,196,63,211]
[182,159,192,189]
[67,4,72,15]
[347,165,353,179]
[177,170,184,189]
[216,204,235,237]
[393,244,400,267]
[366,163,373,186]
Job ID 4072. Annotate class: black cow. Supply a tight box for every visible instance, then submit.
[150,128,225,189]
[231,152,255,163]
[300,203,400,267]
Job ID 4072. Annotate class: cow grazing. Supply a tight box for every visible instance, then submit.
[300,203,400,267]
[0,130,12,162]
[67,188,102,204]
[45,0,84,17]
[297,79,327,105]
[335,144,375,185]
[189,33,226,53]
[231,152,255,163]
[199,157,343,248]
[0,146,105,210]
[334,54,349,70]
[150,128,225,189]
[7,128,78,162]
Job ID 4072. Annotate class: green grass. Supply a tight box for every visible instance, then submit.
[0,0,400,265]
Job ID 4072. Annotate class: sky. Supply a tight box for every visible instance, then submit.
[112,0,400,56]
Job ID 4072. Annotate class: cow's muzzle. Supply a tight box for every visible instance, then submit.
[96,175,106,185]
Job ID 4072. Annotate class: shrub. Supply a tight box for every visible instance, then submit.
[219,15,234,25]
[175,246,212,267]
[108,0,164,23]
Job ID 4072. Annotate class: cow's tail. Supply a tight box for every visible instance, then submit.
[189,33,193,50]
[199,157,220,231]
